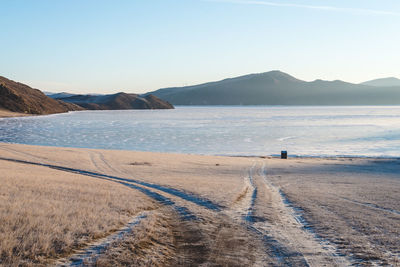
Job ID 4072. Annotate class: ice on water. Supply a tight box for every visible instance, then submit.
[1,106,400,157]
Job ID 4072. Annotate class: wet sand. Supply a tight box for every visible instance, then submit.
[0,143,399,266]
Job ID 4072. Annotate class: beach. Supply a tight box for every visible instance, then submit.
[0,110,29,118]
[0,143,399,266]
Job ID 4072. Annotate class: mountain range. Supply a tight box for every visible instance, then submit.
[3,71,400,116]
[52,93,174,110]
[361,77,400,87]
[0,76,173,116]
[145,71,400,105]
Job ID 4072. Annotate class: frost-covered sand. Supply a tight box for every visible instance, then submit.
[0,109,28,118]
[0,143,399,266]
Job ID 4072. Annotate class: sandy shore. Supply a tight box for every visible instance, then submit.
[0,143,399,266]
[0,109,30,118]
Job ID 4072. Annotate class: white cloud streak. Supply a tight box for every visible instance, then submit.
[206,0,400,16]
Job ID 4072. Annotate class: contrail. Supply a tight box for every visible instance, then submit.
[205,0,400,16]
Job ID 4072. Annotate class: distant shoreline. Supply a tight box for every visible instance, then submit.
[3,104,400,119]
[1,141,398,160]
[0,110,31,118]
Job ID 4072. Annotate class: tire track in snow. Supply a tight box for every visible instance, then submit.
[56,212,149,266]
[340,197,400,216]
[260,162,354,267]
[236,162,310,266]
[0,157,222,212]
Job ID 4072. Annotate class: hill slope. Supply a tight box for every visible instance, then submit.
[361,77,400,87]
[146,71,400,105]
[56,93,174,110]
[0,76,83,115]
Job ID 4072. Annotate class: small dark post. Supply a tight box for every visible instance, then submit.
[281,151,287,159]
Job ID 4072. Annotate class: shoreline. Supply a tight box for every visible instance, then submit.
[0,110,82,119]
[1,141,399,160]
[0,110,31,118]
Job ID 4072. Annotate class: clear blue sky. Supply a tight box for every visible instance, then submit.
[1,0,400,93]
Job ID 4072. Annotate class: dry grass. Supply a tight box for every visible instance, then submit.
[94,208,176,267]
[267,158,400,265]
[93,208,265,266]
[0,143,263,265]
[2,143,399,265]
[0,160,154,266]
[0,143,253,207]
[96,150,254,206]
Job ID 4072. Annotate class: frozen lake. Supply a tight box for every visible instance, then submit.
[1,106,400,157]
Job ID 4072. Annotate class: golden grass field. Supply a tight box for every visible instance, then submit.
[0,143,399,266]
[0,159,154,266]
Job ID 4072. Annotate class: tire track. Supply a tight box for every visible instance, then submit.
[88,152,265,265]
[340,197,400,216]
[244,162,310,266]
[244,162,258,222]
[0,156,222,212]
[0,155,312,265]
[260,162,354,267]
[89,150,120,175]
[0,145,52,163]
[0,156,200,220]
[55,212,149,266]
[0,157,209,265]
[88,151,224,211]
[229,162,310,266]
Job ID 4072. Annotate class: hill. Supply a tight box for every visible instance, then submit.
[47,92,77,98]
[146,71,400,105]
[361,77,400,87]
[55,93,174,110]
[0,76,83,115]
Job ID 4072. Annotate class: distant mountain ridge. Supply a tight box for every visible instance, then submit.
[145,71,400,105]
[47,92,77,98]
[3,72,400,114]
[54,92,174,110]
[0,76,174,116]
[361,77,400,87]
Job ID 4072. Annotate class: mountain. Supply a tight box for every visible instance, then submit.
[0,76,83,115]
[42,91,55,95]
[55,92,174,110]
[47,92,104,98]
[146,71,400,105]
[47,92,77,98]
[361,77,400,87]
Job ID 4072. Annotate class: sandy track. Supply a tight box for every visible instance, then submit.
[248,162,353,267]
[87,150,267,266]
[221,162,311,266]
[340,197,400,216]
[91,151,325,266]
[55,212,150,266]
[229,162,310,266]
